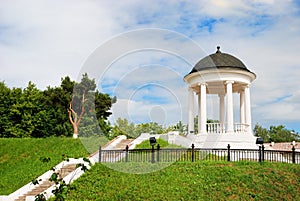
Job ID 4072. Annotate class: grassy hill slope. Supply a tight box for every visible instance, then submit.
[67,161,300,201]
[0,137,89,195]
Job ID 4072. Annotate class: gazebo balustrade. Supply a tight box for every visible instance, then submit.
[206,123,249,134]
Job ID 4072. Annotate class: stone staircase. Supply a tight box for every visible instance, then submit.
[14,180,54,201]
[95,138,135,163]
[14,164,77,201]
[90,136,135,162]
[115,139,134,149]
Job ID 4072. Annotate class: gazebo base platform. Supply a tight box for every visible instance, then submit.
[187,133,259,149]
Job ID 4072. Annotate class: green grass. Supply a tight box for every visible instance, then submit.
[80,136,108,153]
[67,161,300,201]
[135,138,183,149]
[0,137,90,195]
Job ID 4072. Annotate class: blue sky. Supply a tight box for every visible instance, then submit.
[1,0,300,132]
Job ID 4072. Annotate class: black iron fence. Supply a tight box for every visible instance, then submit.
[98,144,300,164]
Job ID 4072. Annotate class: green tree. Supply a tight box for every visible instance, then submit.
[254,124,299,143]
[175,121,184,133]
[112,118,165,139]
[254,124,270,142]
[269,125,297,143]
[95,92,115,119]
[94,91,115,137]
[68,73,115,138]
[148,122,164,134]
[5,82,44,137]
[0,75,114,138]
[115,118,136,138]
[0,82,11,137]
[3,87,22,137]
[43,81,74,136]
[68,73,97,138]
[164,121,187,135]
[178,121,188,134]
[135,122,164,136]
[191,116,218,134]
[194,115,198,134]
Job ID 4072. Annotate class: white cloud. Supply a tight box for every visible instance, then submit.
[1,0,300,131]
[109,97,184,126]
[0,0,119,88]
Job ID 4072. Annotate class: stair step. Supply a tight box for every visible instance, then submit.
[114,139,134,149]
[14,164,78,201]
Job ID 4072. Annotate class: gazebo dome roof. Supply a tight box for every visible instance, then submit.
[188,46,250,74]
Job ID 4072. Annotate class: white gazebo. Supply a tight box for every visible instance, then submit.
[184,47,258,149]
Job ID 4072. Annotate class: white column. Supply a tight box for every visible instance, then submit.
[219,94,225,124]
[197,92,201,134]
[200,83,207,134]
[245,85,252,131]
[188,87,194,134]
[226,81,234,132]
[240,90,245,124]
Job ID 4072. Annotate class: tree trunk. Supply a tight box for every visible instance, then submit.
[72,123,78,139]
[68,93,86,139]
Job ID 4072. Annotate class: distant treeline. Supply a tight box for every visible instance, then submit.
[254,124,299,143]
[0,74,113,138]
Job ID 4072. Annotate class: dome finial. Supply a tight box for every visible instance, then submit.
[216,46,221,53]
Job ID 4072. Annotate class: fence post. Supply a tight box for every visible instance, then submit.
[191,144,195,162]
[99,146,102,163]
[262,145,265,162]
[227,144,231,162]
[292,146,296,164]
[125,145,129,162]
[151,145,155,163]
[157,144,160,163]
[258,146,262,163]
